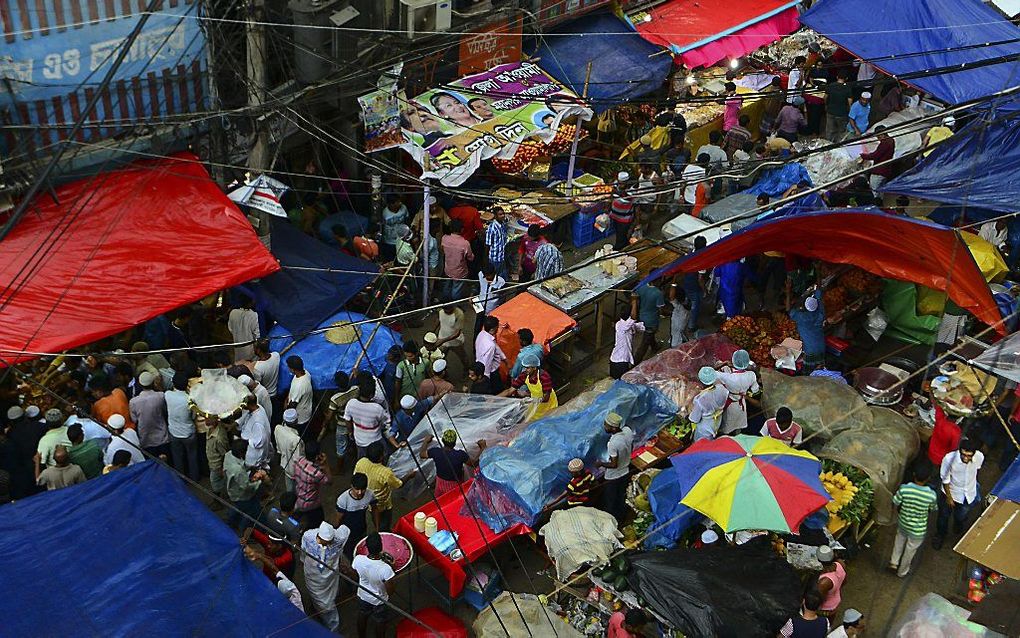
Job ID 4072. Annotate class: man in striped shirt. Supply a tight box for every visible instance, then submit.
[533,232,564,281]
[888,464,937,577]
[485,208,508,279]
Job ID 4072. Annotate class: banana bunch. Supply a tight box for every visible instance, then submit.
[820,471,859,514]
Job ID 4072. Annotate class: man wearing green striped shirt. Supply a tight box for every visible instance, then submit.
[888,464,938,577]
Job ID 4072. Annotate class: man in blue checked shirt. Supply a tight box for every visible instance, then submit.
[485,207,508,279]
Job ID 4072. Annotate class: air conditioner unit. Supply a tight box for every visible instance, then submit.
[399,0,452,39]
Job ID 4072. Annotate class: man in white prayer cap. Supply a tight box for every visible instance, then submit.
[238,374,272,422]
[300,521,350,632]
[102,414,145,466]
[416,358,453,402]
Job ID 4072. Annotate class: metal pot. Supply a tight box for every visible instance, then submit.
[854,366,904,406]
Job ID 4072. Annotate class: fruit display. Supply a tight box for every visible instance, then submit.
[837,268,883,296]
[820,460,874,533]
[624,470,660,546]
[490,125,587,175]
[720,313,799,367]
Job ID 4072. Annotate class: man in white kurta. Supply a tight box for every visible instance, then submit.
[301,522,350,632]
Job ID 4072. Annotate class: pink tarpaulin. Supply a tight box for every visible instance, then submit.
[0,154,280,364]
[632,0,801,68]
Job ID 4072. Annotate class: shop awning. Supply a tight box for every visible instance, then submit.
[627,0,801,68]
[533,12,673,112]
[800,0,1020,109]
[641,209,1004,332]
[0,461,329,636]
[250,218,378,336]
[0,154,279,365]
[883,115,1020,213]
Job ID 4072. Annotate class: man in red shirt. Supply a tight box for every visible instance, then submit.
[247,525,295,579]
[927,404,962,467]
[447,201,484,242]
[441,219,474,300]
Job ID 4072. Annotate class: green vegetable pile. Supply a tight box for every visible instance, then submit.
[822,459,874,526]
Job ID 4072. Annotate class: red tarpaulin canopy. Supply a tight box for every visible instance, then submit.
[643,210,1004,332]
[630,0,801,68]
[0,154,280,364]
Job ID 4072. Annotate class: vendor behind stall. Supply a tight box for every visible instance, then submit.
[500,353,558,421]
[790,287,825,372]
[717,350,760,435]
[690,366,728,441]
[596,412,633,522]
[760,407,803,446]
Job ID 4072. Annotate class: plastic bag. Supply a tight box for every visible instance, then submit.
[596,110,616,133]
[865,307,889,341]
[188,369,248,418]
[629,540,801,638]
[474,593,583,638]
[887,593,1004,637]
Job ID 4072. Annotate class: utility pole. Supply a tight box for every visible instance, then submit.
[246,0,271,243]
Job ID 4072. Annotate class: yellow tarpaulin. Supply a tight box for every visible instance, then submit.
[960,230,1007,282]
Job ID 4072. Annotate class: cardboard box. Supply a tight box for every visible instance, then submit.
[954,498,1020,579]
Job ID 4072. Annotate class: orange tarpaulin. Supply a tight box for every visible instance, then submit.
[642,209,1004,333]
[490,293,576,379]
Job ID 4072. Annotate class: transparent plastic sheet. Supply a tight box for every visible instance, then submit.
[761,368,873,443]
[972,330,1020,385]
[388,393,532,499]
[795,139,859,188]
[188,369,248,419]
[473,592,583,638]
[623,334,739,417]
[817,407,920,525]
[887,593,1004,638]
[466,381,678,532]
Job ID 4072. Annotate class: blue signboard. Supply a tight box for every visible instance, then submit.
[0,0,207,152]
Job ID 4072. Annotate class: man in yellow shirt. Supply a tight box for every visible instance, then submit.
[354,441,406,531]
[922,116,954,157]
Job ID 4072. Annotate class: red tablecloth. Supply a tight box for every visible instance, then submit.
[394,480,530,597]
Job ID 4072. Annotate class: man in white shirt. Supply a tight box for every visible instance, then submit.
[342,384,393,458]
[476,265,506,326]
[474,315,506,393]
[681,154,709,206]
[227,298,260,362]
[597,412,634,521]
[352,532,396,638]
[253,340,281,414]
[238,394,273,469]
[934,439,984,548]
[274,408,304,492]
[103,414,145,466]
[239,374,273,422]
[609,309,645,380]
[165,373,199,480]
[285,355,314,430]
[696,130,728,172]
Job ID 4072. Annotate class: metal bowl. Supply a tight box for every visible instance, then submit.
[854,367,904,406]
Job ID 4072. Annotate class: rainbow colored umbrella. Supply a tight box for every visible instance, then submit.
[671,435,831,533]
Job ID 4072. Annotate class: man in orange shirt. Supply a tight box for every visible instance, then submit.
[90,376,135,430]
[691,179,711,218]
[447,201,484,243]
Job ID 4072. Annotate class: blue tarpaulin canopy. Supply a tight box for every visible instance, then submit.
[533,13,672,113]
[251,218,378,336]
[0,461,328,637]
[269,310,402,393]
[800,0,1020,109]
[993,457,1020,502]
[883,115,1020,213]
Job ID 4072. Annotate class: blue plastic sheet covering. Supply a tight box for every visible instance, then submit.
[0,461,326,637]
[800,0,1020,109]
[532,12,673,114]
[467,381,677,532]
[883,116,1020,214]
[269,310,401,393]
[744,163,812,197]
[992,457,1020,503]
[252,218,378,336]
[645,469,700,549]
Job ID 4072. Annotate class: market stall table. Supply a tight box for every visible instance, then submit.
[489,292,577,385]
[394,479,531,600]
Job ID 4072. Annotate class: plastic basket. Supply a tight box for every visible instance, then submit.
[572,210,612,248]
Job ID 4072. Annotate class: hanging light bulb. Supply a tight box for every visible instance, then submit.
[729,58,740,70]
